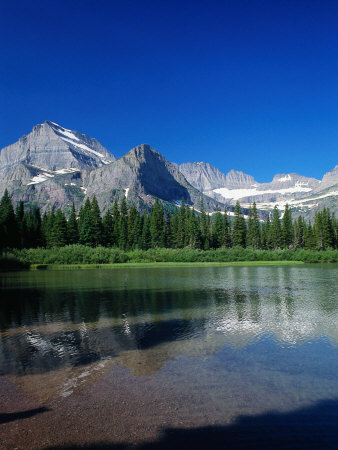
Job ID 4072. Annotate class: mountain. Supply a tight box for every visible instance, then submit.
[0,121,336,218]
[319,165,338,190]
[85,144,222,212]
[0,121,115,213]
[0,121,114,173]
[0,125,222,213]
[178,161,337,218]
[177,163,256,192]
[177,162,229,191]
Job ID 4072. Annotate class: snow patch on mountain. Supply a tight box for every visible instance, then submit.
[28,173,54,185]
[60,137,105,158]
[27,168,80,185]
[214,183,312,201]
[278,174,292,182]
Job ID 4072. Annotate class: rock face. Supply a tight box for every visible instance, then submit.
[223,169,256,188]
[320,165,338,190]
[0,121,115,173]
[86,144,223,212]
[1,121,336,219]
[258,173,320,191]
[178,162,229,191]
[0,121,115,213]
[177,160,338,218]
[178,163,256,191]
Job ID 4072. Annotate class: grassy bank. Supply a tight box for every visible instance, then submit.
[5,245,338,268]
[29,260,306,270]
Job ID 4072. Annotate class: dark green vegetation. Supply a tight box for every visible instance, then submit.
[0,189,337,266]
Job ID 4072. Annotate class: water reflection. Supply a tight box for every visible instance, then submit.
[0,265,337,379]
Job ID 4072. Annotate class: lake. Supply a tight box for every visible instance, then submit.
[1,265,338,449]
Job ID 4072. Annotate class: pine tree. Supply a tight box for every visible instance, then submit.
[150,199,166,248]
[175,199,186,248]
[50,209,68,247]
[118,197,128,249]
[247,202,260,248]
[24,206,42,248]
[281,204,293,248]
[232,201,246,247]
[294,216,305,248]
[102,209,114,247]
[15,201,26,249]
[269,206,282,249]
[189,208,202,248]
[67,203,79,245]
[127,205,141,249]
[111,200,120,247]
[0,189,19,249]
[42,208,56,248]
[139,212,151,250]
[91,196,103,246]
[199,198,209,249]
[212,209,223,248]
[304,221,316,249]
[222,208,232,248]
[78,198,92,232]
[321,207,335,248]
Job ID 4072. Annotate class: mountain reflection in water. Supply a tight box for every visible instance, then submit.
[1,265,338,448]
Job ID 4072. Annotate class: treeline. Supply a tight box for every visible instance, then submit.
[0,189,337,252]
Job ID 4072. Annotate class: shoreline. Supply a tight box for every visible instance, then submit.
[29,260,307,270]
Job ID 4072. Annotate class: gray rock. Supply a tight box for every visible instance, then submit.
[86,144,224,213]
[177,162,256,191]
[0,121,115,173]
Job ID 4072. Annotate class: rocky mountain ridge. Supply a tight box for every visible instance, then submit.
[0,121,336,218]
[179,161,337,218]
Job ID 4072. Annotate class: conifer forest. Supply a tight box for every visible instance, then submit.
[0,189,337,266]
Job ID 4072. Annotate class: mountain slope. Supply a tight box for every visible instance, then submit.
[86,144,223,212]
[0,121,115,212]
[0,121,115,173]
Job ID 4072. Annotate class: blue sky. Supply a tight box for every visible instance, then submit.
[1,0,337,182]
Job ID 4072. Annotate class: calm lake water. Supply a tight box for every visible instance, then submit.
[1,265,338,449]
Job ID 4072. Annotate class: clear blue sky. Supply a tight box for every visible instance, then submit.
[1,0,337,182]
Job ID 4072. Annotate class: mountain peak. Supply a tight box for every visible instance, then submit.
[0,121,115,173]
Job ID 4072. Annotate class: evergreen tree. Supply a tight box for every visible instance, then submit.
[176,199,187,248]
[232,201,246,247]
[42,208,56,248]
[281,204,293,248]
[118,197,128,249]
[91,196,103,246]
[269,206,282,249]
[15,201,26,249]
[0,189,19,249]
[304,221,316,249]
[50,209,68,247]
[79,212,96,246]
[67,203,79,245]
[127,205,141,249]
[150,199,166,248]
[294,216,305,248]
[321,207,335,248]
[102,209,114,247]
[247,202,260,248]
[78,198,92,232]
[111,200,120,246]
[139,212,151,250]
[189,208,202,248]
[24,206,42,248]
[170,209,179,248]
[212,209,223,248]
[222,208,232,248]
[199,198,209,249]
